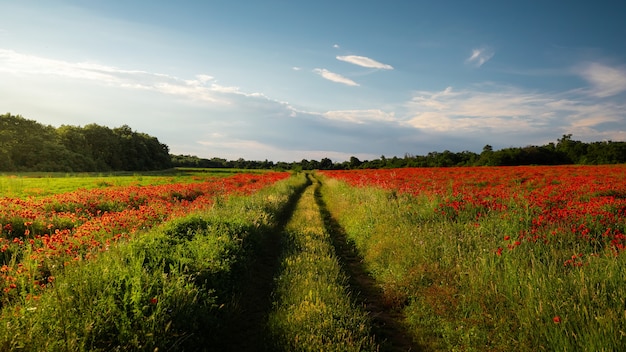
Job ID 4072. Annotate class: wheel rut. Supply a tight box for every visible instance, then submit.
[313,176,425,352]
[223,173,422,351]
[221,177,310,352]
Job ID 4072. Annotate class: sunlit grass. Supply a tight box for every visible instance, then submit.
[319,175,626,351]
[268,174,378,351]
[0,168,265,198]
[0,173,307,351]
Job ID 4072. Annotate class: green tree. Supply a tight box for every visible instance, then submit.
[556,134,586,164]
[349,156,362,169]
[319,157,333,170]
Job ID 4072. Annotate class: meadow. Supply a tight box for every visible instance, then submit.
[319,165,626,351]
[0,168,268,198]
[0,165,624,351]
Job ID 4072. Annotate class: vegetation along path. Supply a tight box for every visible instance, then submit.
[255,172,419,351]
[314,180,423,351]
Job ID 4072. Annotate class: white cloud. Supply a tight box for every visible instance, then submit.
[185,74,214,87]
[466,47,494,67]
[2,49,625,161]
[292,66,302,71]
[578,62,626,97]
[323,109,395,124]
[336,55,393,69]
[404,85,624,139]
[197,136,376,162]
[0,49,236,104]
[333,44,340,49]
[313,68,359,86]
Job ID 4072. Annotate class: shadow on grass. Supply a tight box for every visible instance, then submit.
[218,174,312,352]
[313,178,427,352]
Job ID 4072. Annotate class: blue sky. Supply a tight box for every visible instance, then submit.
[1,1,625,162]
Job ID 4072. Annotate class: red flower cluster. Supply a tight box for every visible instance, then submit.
[320,165,626,258]
[0,172,288,301]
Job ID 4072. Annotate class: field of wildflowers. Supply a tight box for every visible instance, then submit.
[319,165,626,351]
[0,172,289,306]
[1,165,624,351]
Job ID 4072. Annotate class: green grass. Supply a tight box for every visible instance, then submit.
[0,173,308,351]
[0,168,266,198]
[319,175,626,351]
[268,174,378,351]
[7,169,621,351]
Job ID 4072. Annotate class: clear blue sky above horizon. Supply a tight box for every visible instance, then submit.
[2,0,625,162]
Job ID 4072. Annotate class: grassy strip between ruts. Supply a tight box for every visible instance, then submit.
[268,173,378,352]
[0,172,308,351]
[319,174,626,351]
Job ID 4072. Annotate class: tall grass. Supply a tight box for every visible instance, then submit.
[319,176,626,351]
[0,173,308,351]
[268,174,378,351]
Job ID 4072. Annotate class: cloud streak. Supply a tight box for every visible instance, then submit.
[466,47,494,67]
[336,55,393,69]
[313,68,359,86]
[0,49,253,104]
[404,84,625,142]
[578,62,626,97]
[1,49,625,161]
[323,109,395,124]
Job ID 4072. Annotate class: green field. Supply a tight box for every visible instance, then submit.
[0,168,269,198]
[1,168,624,351]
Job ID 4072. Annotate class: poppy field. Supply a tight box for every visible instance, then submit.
[0,172,288,306]
[318,165,626,350]
[0,165,624,351]
[0,170,310,351]
[320,165,626,256]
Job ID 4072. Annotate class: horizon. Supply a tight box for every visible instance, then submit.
[1,1,625,162]
[4,112,604,165]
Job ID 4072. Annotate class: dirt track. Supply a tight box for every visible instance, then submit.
[224,173,421,351]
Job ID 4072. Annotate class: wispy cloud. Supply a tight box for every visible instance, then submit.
[333,44,340,49]
[404,84,625,141]
[184,74,214,86]
[0,49,247,104]
[313,68,359,86]
[466,47,494,67]
[336,55,393,70]
[2,49,624,161]
[578,62,626,97]
[323,109,395,124]
[196,133,374,162]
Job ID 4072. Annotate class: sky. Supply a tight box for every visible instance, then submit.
[1,0,625,162]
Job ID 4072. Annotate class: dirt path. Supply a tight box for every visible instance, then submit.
[222,173,421,351]
[314,178,425,352]
[221,179,309,352]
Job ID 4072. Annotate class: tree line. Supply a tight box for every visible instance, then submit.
[172,134,626,170]
[0,113,171,172]
[340,135,626,170]
[2,113,624,172]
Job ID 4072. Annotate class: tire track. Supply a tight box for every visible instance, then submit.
[220,177,310,352]
[313,174,425,352]
[222,173,423,351]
